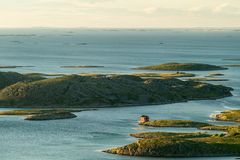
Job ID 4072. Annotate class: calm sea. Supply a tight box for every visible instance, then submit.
[0,28,239,160]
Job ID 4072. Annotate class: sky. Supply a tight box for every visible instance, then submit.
[0,0,240,28]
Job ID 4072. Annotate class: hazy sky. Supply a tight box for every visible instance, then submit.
[0,0,240,28]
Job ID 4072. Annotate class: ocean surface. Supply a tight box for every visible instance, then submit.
[0,28,239,160]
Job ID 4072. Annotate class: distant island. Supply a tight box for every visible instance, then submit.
[131,72,195,78]
[0,71,233,108]
[0,109,80,120]
[134,62,227,71]
[60,65,104,68]
[187,77,229,82]
[0,65,34,69]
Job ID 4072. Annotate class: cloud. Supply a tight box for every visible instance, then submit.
[0,0,240,28]
[212,3,240,15]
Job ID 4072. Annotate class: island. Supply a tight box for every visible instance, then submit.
[140,119,210,128]
[223,58,240,61]
[25,73,65,77]
[105,119,240,157]
[214,110,240,122]
[187,77,229,82]
[0,73,233,107]
[133,63,227,71]
[24,112,77,121]
[224,64,240,67]
[206,73,224,77]
[60,65,104,68]
[131,72,195,78]
[0,109,93,121]
[0,66,34,69]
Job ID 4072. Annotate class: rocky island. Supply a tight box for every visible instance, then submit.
[140,119,210,128]
[206,73,225,77]
[0,109,91,121]
[134,62,227,71]
[105,119,240,157]
[24,112,77,121]
[214,110,240,122]
[0,65,34,69]
[60,65,104,68]
[187,77,229,82]
[131,72,195,78]
[0,72,233,107]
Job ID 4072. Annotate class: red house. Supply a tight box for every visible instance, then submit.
[139,115,149,124]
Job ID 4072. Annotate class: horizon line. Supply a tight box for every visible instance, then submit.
[0,26,240,30]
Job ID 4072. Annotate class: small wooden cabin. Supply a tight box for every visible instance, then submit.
[139,115,149,124]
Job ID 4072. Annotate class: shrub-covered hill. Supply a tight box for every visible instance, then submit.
[0,71,45,90]
[0,74,233,107]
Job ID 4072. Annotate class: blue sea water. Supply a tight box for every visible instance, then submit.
[0,28,239,160]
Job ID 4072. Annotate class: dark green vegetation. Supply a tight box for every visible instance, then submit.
[141,120,210,128]
[131,72,195,78]
[134,63,227,71]
[0,71,45,90]
[60,65,104,68]
[214,110,240,122]
[0,73,233,107]
[105,119,240,157]
[0,109,90,121]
